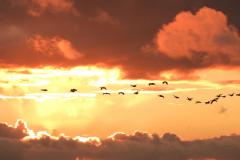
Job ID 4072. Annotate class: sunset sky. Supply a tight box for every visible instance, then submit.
[1,0,240,160]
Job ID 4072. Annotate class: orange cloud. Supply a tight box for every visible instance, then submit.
[29,34,82,60]
[155,7,240,61]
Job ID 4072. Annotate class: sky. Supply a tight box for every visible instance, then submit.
[0,0,240,159]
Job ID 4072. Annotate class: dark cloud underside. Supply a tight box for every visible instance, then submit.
[0,0,240,78]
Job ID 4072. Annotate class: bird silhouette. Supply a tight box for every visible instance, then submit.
[70,88,77,92]
[187,97,193,101]
[162,81,168,85]
[133,90,139,94]
[195,101,202,104]
[210,99,218,104]
[148,82,156,86]
[221,95,226,98]
[216,94,223,98]
[229,93,234,97]
[205,101,210,104]
[100,87,107,90]
[236,93,240,96]
[41,89,48,92]
[130,84,137,87]
[173,95,180,99]
[158,95,164,98]
[103,92,111,95]
[118,92,125,95]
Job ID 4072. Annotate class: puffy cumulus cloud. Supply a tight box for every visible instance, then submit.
[29,34,83,60]
[155,7,240,62]
[9,0,79,17]
[1,120,240,160]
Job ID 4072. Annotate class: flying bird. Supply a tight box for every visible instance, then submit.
[162,81,168,85]
[195,101,202,104]
[216,94,223,98]
[187,97,193,101]
[229,93,234,97]
[103,92,111,95]
[158,95,164,98]
[236,93,240,96]
[133,90,139,95]
[130,84,137,87]
[210,99,218,104]
[205,101,210,104]
[70,89,77,92]
[118,92,125,95]
[221,95,226,98]
[173,95,180,99]
[148,82,156,86]
[100,87,107,90]
[41,89,48,92]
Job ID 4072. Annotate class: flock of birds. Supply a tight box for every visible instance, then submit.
[40,80,240,105]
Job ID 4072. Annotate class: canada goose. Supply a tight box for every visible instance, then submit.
[162,81,168,85]
[118,92,125,95]
[158,95,164,98]
[70,89,77,92]
[173,95,180,99]
[236,93,240,96]
[41,89,48,92]
[216,94,223,98]
[130,84,137,87]
[103,92,111,95]
[187,97,193,101]
[221,95,226,98]
[148,82,156,86]
[195,101,202,104]
[100,87,107,90]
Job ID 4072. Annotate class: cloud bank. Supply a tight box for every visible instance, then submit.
[1,120,240,160]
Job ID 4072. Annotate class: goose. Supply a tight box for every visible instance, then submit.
[229,93,234,97]
[162,81,168,85]
[133,90,139,95]
[158,95,164,98]
[195,101,202,104]
[173,95,180,99]
[130,84,137,87]
[148,82,156,86]
[205,101,210,104]
[118,92,125,95]
[70,89,77,92]
[100,87,107,90]
[103,92,111,95]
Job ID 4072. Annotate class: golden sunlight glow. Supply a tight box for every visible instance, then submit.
[0,66,240,140]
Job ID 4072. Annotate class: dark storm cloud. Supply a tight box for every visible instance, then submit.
[1,120,240,160]
[0,0,240,78]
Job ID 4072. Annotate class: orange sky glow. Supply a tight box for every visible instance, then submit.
[1,1,240,159]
